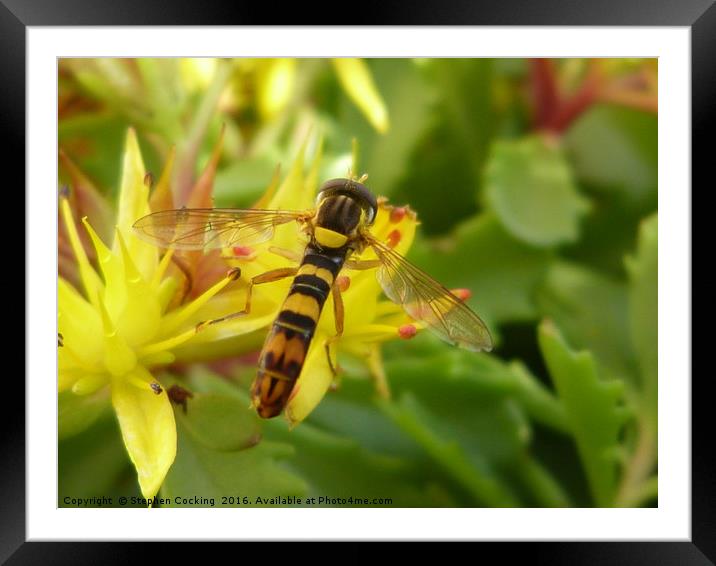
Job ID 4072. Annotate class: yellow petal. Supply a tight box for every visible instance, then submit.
[60,199,103,308]
[342,323,402,343]
[326,269,379,331]
[234,138,324,283]
[82,218,127,321]
[114,128,157,280]
[284,331,335,427]
[252,163,282,210]
[97,294,137,377]
[179,58,218,92]
[148,146,176,213]
[268,139,308,213]
[58,366,83,392]
[305,135,324,198]
[257,59,296,120]
[72,373,109,395]
[58,278,103,367]
[332,59,389,133]
[111,368,176,500]
[156,276,179,313]
[369,201,418,256]
[115,231,162,346]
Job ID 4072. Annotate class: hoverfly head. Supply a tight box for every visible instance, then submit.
[315,178,378,235]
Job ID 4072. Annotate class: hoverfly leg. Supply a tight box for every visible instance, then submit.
[195,266,298,333]
[268,246,302,263]
[331,281,345,336]
[367,347,391,400]
[325,336,342,390]
[344,258,382,271]
[326,281,345,390]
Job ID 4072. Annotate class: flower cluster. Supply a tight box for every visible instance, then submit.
[59,129,420,498]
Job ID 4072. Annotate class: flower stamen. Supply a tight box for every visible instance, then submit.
[161,268,242,333]
[451,288,472,301]
[151,248,175,288]
[390,207,407,223]
[336,275,351,292]
[138,327,196,358]
[398,324,418,340]
[232,245,255,259]
[386,229,401,248]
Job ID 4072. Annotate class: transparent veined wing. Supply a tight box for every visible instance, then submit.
[132,208,311,250]
[367,235,493,352]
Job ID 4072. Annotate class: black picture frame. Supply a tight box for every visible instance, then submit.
[7,0,705,561]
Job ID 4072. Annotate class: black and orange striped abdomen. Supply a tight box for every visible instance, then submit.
[252,247,346,418]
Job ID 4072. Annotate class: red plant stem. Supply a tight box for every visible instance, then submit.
[530,59,561,129]
[545,83,597,133]
[540,61,603,134]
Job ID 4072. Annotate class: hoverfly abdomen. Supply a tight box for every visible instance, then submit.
[253,326,312,418]
[252,245,347,418]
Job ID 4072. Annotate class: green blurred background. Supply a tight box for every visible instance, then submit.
[58,58,657,508]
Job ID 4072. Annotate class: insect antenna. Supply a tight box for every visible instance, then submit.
[345,167,369,184]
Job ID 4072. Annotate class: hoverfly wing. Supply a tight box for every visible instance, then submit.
[367,236,493,352]
[132,208,309,250]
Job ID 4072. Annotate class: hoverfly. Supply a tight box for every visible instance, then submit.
[133,177,492,418]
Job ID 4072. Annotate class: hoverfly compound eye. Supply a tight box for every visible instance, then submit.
[364,203,377,225]
[318,178,378,225]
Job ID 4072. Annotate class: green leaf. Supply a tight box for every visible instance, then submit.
[561,192,653,278]
[268,418,442,507]
[59,114,139,195]
[390,121,481,235]
[162,440,306,507]
[59,413,141,506]
[379,393,521,507]
[484,135,589,247]
[388,60,497,234]
[626,214,658,401]
[58,389,110,440]
[614,213,657,506]
[213,155,281,207]
[513,455,571,508]
[565,105,657,207]
[427,59,495,158]
[161,418,306,507]
[379,338,567,433]
[186,368,445,506]
[536,260,638,385]
[176,393,262,452]
[307,348,572,507]
[408,213,554,325]
[135,58,186,137]
[538,321,629,506]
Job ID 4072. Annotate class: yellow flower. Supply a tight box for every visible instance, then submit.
[331,58,390,133]
[217,58,389,132]
[58,129,252,499]
[60,126,423,502]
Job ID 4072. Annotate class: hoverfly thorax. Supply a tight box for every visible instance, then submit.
[313,178,378,250]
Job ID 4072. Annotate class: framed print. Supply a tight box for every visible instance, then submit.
[6,0,706,560]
